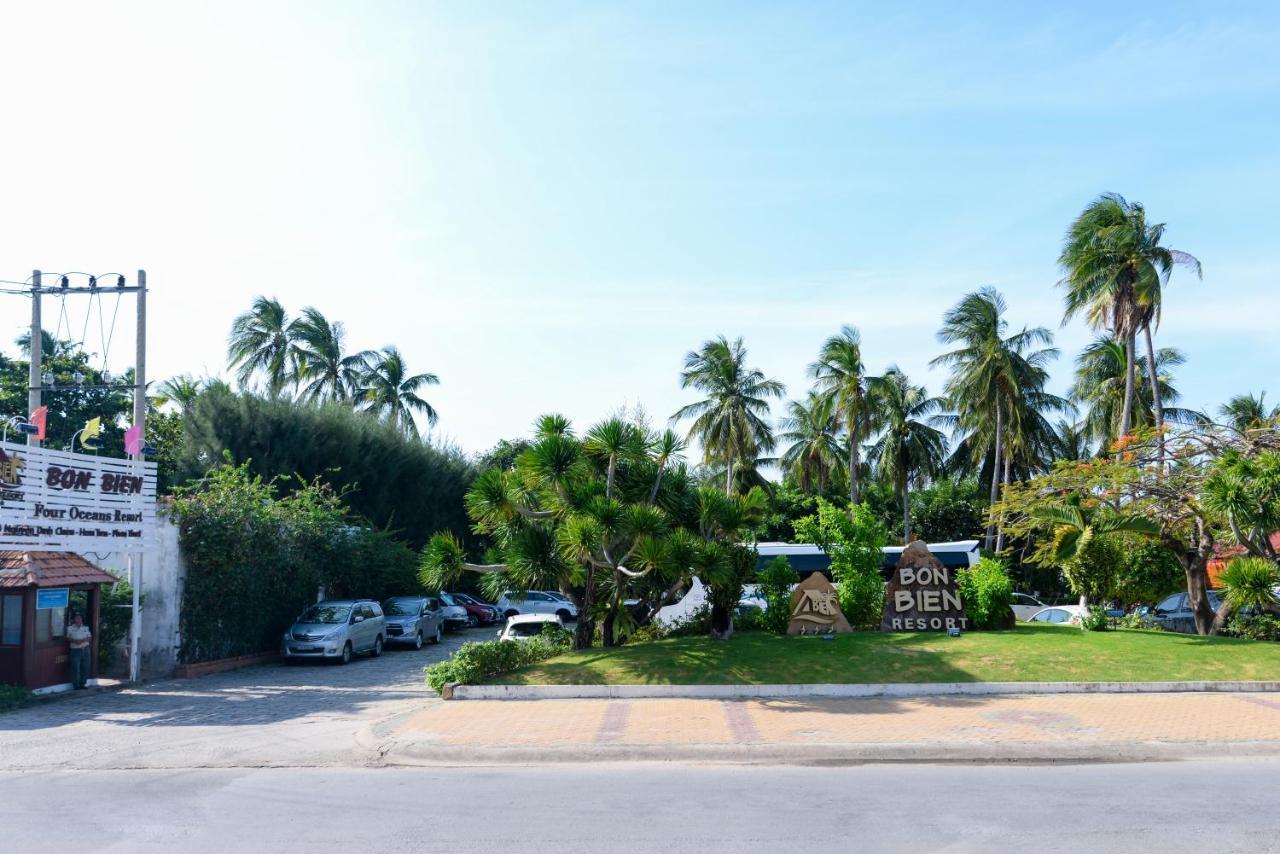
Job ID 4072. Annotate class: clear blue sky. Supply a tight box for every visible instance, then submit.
[2,2,1277,455]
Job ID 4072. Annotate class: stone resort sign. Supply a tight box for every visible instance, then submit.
[881,540,968,631]
[787,571,852,634]
[0,440,157,553]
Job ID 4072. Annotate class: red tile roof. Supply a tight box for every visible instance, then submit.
[0,552,121,588]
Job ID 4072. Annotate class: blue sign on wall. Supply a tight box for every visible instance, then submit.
[36,588,69,610]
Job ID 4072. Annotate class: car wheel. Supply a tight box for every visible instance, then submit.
[413,631,423,650]
[432,626,443,645]
[372,636,383,657]
[340,642,352,665]
[466,614,478,629]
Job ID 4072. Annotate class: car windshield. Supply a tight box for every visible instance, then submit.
[509,622,548,637]
[299,604,351,624]
[438,592,457,606]
[452,593,475,605]
[383,600,422,616]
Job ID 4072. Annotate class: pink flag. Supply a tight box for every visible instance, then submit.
[124,423,143,456]
[29,406,47,441]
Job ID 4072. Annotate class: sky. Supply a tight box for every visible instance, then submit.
[1,1,1277,458]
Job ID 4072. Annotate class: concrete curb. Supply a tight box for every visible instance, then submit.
[450,680,1280,701]
[379,738,1280,767]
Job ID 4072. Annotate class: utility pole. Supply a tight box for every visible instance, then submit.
[129,269,147,683]
[27,270,41,447]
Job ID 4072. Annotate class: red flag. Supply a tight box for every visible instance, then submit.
[29,406,46,441]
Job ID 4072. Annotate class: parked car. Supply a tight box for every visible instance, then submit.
[1027,606,1084,626]
[1150,591,1224,634]
[496,590,578,622]
[281,600,385,665]
[449,591,502,627]
[498,613,563,641]
[434,592,472,630]
[381,596,446,648]
[1011,592,1047,622]
[538,590,572,603]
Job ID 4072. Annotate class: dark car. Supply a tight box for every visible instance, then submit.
[1150,591,1223,634]
[449,591,502,627]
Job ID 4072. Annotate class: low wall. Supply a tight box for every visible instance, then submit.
[173,651,279,679]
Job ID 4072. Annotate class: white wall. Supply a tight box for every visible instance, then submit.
[95,514,186,680]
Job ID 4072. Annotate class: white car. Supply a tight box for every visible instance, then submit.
[497,590,578,622]
[498,613,563,641]
[1011,592,1048,622]
[1027,605,1085,626]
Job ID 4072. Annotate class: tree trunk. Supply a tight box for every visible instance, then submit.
[994,454,1011,552]
[602,578,623,648]
[901,478,910,546]
[1143,323,1165,470]
[725,455,734,495]
[849,404,860,507]
[1185,558,1216,636]
[985,402,1004,550]
[1119,331,1137,439]
[573,565,597,650]
[709,599,734,640]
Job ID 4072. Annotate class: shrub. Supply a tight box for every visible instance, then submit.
[663,605,712,638]
[733,608,768,633]
[1079,607,1110,632]
[1115,613,1164,631]
[956,557,1015,630]
[795,500,889,629]
[1224,614,1280,642]
[98,581,137,670]
[626,623,669,644]
[756,556,797,635]
[0,683,31,714]
[425,624,570,692]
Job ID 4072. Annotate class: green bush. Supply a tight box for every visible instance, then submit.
[425,624,571,692]
[733,607,768,633]
[756,556,797,635]
[663,605,712,638]
[1225,614,1280,642]
[795,500,889,630]
[1079,607,1110,632]
[956,557,1016,630]
[98,581,136,670]
[0,683,31,714]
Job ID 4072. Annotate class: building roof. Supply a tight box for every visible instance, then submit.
[0,552,121,589]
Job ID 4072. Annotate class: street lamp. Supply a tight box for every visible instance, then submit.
[2,416,38,442]
[67,427,103,453]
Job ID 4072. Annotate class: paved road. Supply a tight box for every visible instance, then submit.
[3,760,1277,853]
[0,625,490,770]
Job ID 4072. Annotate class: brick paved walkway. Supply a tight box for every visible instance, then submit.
[382,692,1280,761]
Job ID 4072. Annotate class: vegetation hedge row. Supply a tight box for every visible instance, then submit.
[171,460,419,663]
[956,557,1016,631]
[425,626,572,692]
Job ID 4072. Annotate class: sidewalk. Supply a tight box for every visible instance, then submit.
[369,691,1280,765]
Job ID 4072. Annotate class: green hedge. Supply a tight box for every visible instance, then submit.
[425,626,571,692]
[957,557,1016,630]
[172,459,420,663]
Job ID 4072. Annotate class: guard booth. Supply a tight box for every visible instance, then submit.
[0,551,118,693]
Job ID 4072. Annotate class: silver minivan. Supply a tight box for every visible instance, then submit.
[281,600,385,665]
[382,596,446,649]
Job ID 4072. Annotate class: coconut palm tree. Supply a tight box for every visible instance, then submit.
[1046,419,1094,464]
[291,307,373,403]
[809,325,871,505]
[778,392,843,495]
[226,296,296,395]
[931,288,1064,549]
[1219,393,1279,434]
[1069,336,1202,448]
[671,336,784,495]
[15,330,71,360]
[153,374,204,414]
[1058,194,1200,453]
[865,368,947,545]
[356,346,440,436]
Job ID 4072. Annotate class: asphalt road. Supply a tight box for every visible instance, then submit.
[3,760,1277,853]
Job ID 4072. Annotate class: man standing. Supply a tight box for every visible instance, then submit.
[67,613,92,690]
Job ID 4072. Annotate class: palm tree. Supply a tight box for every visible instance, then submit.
[809,325,871,505]
[356,347,440,436]
[1058,194,1200,455]
[15,330,71,360]
[865,368,947,545]
[227,296,296,395]
[153,374,204,414]
[931,288,1063,549]
[1069,336,1201,448]
[1046,419,1094,464]
[1220,393,1279,434]
[778,392,842,495]
[1212,557,1280,632]
[671,336,784,495]
[291,307,373,403]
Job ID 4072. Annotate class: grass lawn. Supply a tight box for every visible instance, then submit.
[494,624,1280,685]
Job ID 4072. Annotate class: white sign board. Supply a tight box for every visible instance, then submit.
[0,440,157,553]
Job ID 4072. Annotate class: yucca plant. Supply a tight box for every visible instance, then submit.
[1213,557,1280,632]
